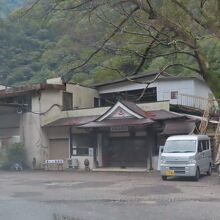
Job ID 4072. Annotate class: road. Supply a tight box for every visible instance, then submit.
[0,170,220,220]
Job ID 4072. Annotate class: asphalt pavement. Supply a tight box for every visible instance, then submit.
[0,170,220,220]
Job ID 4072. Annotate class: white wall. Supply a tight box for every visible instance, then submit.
[157,79,194,104]
[97,77,212,110]
[193,79,213,99]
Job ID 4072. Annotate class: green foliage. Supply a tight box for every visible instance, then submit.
[0,0,220,97]
[1,143,27,170]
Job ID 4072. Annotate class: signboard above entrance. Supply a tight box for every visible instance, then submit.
[110,126,129,132]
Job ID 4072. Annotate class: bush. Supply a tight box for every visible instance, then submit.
[1,143,27,170]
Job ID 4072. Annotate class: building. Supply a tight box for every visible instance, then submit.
[0,73,215,170]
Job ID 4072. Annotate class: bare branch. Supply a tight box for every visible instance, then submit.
[171,0,220,38]
[53,0,91,11]
[62,6,139,82]
[137,63,200,101]
[20,0,41,18]
[132,28,164,75]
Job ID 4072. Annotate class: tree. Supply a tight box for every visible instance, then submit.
[25,0,220,97]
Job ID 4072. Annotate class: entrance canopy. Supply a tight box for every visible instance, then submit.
[45,100,191,132]
[79,118,154,128]
[79,100,188,129]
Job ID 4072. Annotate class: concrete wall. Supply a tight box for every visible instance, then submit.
[22,113,49,168]
[138,101,169,111]
[58,101,170,119]
[66,84,99,109]
[33,90,63,126]
[0,113,21,150]
[46,126,70,139]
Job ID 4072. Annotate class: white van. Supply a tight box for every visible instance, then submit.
[160,135,212,181]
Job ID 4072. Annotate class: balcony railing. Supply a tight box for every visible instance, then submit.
[172,93,220,114]
[177,93,210,110]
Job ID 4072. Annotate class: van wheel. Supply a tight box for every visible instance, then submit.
[162,176,167,181]
[207,164,212,176]
[194,167,200,181]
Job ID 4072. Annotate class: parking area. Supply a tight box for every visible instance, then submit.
[0,170,220,220]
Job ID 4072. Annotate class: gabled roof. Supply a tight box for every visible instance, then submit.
[96,100,146,121]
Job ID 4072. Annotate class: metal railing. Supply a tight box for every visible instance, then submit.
[177,93,210,110]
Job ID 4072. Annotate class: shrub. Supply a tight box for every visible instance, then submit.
[1,143,27,170]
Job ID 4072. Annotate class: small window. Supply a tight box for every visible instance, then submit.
[94,97,100,107]
[171,91,178,99]
[63,92,73,111]
[75,147,89,156]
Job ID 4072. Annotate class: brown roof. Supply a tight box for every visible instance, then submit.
[45,116,99,127]
[79,118,154,128]
[145,110,185,120]
[161,120,196,135]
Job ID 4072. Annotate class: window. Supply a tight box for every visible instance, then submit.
[0,94,32,111]
[171,91,178,99]
[164,140,196,153]
[202,140,209,151]
[72,147,89,156]
[94,97,100,107]
[98,87,157,107]
[63,92,73,111]
[72,134,94,156]
[198,141,203,152]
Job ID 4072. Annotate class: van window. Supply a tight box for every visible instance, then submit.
[198,141,203,152]
[202,140,209,151]
[164,140,196,153]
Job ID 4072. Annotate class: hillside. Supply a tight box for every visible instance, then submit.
[0,0,220,94]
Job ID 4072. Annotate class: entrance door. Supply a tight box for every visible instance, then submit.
[49,139,69,168]
[108,137,147,167]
